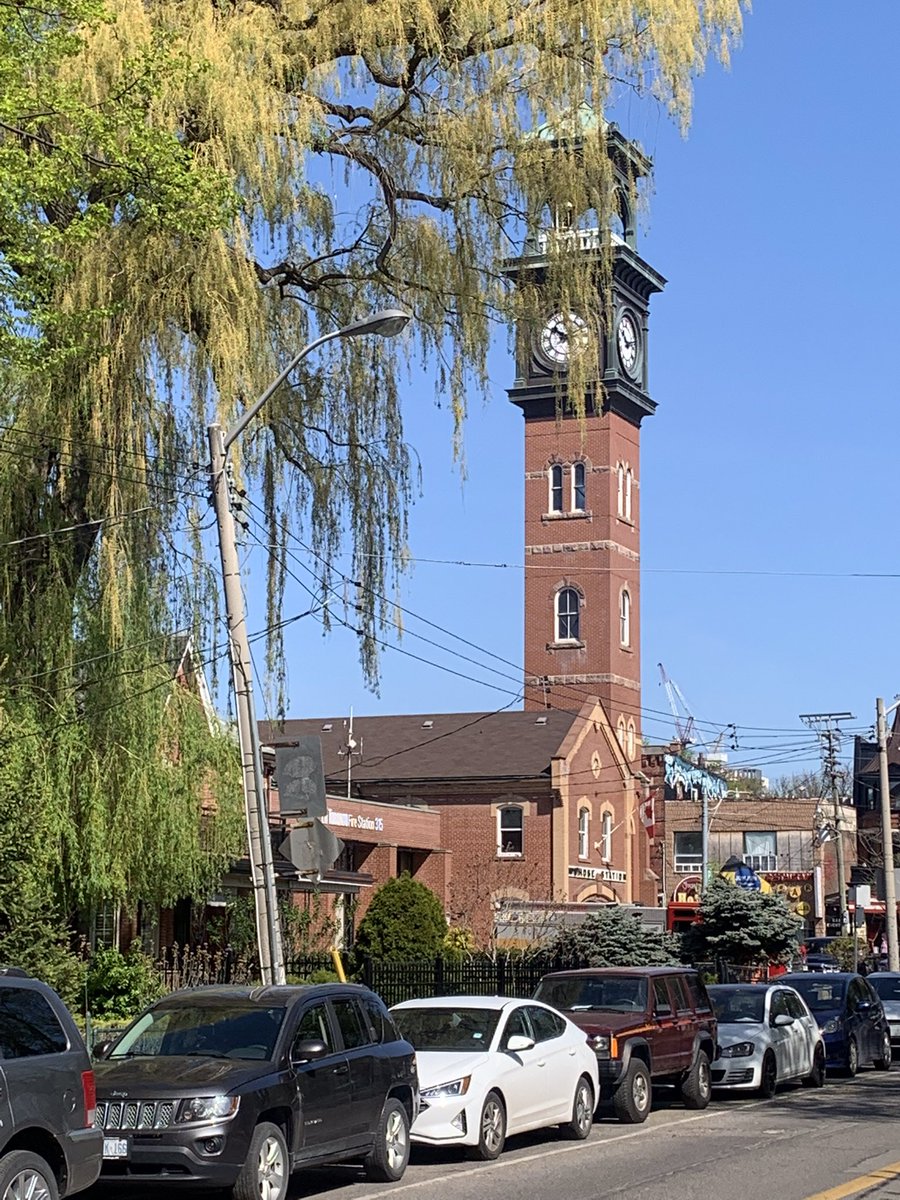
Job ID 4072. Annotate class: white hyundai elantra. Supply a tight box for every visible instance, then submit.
[391,995,599,1160]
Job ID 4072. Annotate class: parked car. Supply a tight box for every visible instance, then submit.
[779,972,893,1075]
[867,972,900,1053]
[804,954,841,974]
[533,967,716,1124]
[92,983,417,1199]
[390,995,598,1160]
[0,966,102,1199]
[708,983,826,1096]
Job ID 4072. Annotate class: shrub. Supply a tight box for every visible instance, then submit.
[681,877,802,967]
[354,875,447,961]
[543,907,682,967]
[86,945,163,1021]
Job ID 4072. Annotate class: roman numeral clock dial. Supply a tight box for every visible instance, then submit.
[616,311,639,377]
[537,311,590,370]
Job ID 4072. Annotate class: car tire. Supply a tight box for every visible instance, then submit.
[843,1036,859,1078]
[0,1151,59,1200]
[364,1098,410,1183]
[560,1075,594,1140]
[873,1030,893,1071]
[803,1043,827,1088]
[612,1059,652,1124]
[467,1090,506,1161]
[231,1122,288,1200]
[680,1049,712,1110]
[757,1051,778,1099]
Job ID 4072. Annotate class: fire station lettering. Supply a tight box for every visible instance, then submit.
[325,810,385,833]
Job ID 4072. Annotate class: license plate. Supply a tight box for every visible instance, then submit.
[103,1138,128,1160]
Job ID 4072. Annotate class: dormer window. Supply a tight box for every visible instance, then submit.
[556,587,580,642]
[572,462,586,512]
[549,464,564,513]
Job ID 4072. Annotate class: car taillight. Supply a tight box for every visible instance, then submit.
[81,1070,96,1127]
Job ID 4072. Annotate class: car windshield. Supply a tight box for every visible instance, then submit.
[392,1007,501,1052]
[787,979,846,1012]
[709,987,766,1024]
[870,976,900,1002]
[534,976,648,1013]
[109,1004,286,1061]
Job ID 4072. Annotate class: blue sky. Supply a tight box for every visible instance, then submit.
[241,3,900,784]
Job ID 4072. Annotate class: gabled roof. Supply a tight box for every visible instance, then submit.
[258,709,582,785]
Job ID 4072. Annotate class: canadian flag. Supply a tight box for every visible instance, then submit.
[639,787,656,839]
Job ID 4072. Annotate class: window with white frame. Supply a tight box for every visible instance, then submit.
[743,831,777,872]
[555,587,580,642]
[674,831,702,873]
[616,463,625,517]
[626,719,636,760]
[549,464,564,513]
[619,588,631,647]
[91,900,119,951]
[578,807,590,858]
[600,811,613,861]
[498,806,524,856]
[616,715,626,750]
[624,468,633,521]
[572,462,586,512]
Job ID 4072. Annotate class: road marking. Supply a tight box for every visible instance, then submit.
[801,1161,900,1200]
[365,1101,773,1200]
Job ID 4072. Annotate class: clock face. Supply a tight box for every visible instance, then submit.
[616,312,639,376]
[537,311,590,369]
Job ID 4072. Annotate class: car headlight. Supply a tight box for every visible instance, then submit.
[820,1019,840,1035]
[590,1035,610,1057]
[177,1096,241,1124]
[420,1076,471,1101]
[719,1041,755,1058]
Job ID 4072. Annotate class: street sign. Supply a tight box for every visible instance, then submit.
[275,740,326,818]
[279,822,344,876]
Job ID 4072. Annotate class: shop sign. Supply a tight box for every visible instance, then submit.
[568,864,627,883]
[324,810,385,833]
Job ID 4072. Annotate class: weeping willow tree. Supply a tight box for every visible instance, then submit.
[0,0,744,935]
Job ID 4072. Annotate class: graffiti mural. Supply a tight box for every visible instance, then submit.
[664,754,728,801]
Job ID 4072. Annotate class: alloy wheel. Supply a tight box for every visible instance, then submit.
[257,1133,286,1200]
[384,1106,409,1174]
[3,1171,54,1200]
[481,1098,505,1154]
[574,1080,593,1133]
[632,1069,650,1113]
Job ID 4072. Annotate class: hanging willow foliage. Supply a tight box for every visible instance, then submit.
[0,0,744,913]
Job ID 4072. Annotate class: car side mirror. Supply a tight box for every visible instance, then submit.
[291,1038,329,1065]
[505,1034,535,1053]
[92,1040,114,1061]
[773,1014,793,1027]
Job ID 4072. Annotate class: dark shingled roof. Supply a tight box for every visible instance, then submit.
[259,709,580,784]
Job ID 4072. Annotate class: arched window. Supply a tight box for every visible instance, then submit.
[624,468,633,521]
[497,806,524,856]
[578,807,590,859]
[626,719,636,760]
[616,715,626,750]
[620,588,631,648]
[549,464,564,513]
[601,812,613,862]
[556,587,580,642]
[572,462,586,512]
[616,463,625,517]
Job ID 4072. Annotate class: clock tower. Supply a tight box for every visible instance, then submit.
[506,115,665,762]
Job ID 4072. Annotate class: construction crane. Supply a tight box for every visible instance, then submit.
[658,663,696,748]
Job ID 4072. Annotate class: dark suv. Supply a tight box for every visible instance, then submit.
[534,967,717,1124]
[0,967,102,1198]
[92,983,418,1198]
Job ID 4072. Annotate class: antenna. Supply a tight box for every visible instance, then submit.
[338,707,361,800]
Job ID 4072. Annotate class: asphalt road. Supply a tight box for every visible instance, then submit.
[89,1067,900,1200]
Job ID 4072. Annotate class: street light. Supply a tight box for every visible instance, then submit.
[208,308,412,985]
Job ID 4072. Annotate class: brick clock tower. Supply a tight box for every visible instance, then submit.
[507,119,665,759]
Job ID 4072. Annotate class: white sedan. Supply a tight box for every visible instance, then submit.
[391,995,599,1160]
[708,983,827,1097]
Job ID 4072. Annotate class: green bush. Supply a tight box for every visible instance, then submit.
[86,946,163,1021]
[543,907,682,967]
[681,877,802,967]
[354,875,447,961]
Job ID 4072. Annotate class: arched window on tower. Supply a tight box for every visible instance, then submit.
[620,588,631,648]
[624,468,633,521]
[616,463,625,518]
[549,464,564,513]
[572,462,586,512]
[578,807,590,859]
[626,719,636,760]
[616,715,626,750]
[601,811,613,862]
[556,587,580,643]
